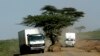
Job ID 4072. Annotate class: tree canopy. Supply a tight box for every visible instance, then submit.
[21,5,84,45]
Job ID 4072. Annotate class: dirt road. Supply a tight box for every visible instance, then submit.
[20,39,100,56]
[20,47,100,56]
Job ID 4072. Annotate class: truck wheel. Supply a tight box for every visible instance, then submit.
[20,44,30,54]
[71,44,75,47]
[20,46,25,55]
[41,49,44,53]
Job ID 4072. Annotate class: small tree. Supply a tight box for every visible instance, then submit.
[21,5,84,51]
[75,26,86,32]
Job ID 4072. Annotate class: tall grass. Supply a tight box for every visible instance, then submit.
[0,39,19,56]
[77,31,100,39]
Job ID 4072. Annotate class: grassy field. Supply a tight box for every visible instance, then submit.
[0,39,19,56]
[77,30,100,40]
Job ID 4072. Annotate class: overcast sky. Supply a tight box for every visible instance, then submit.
[0,0,100,40]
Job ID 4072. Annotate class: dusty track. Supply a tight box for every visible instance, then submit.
[20,47,100,56]
[20,40,100,56]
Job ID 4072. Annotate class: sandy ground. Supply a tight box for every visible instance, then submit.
[20,39,100,56]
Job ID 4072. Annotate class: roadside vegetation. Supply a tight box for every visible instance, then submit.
[0,39,19,56]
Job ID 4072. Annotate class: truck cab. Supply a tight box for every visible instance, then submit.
[18,28,45,54]
[27,34,45,51]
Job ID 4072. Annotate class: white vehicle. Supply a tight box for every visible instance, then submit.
[65,33,76,47]
[18,28,45,54]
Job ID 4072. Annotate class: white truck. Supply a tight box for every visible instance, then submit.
[65,33,76,47]
[18,28,45,54]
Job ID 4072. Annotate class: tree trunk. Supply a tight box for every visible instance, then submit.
[48,41,61,52]
[45,30,62,52]
[48,35,61,52]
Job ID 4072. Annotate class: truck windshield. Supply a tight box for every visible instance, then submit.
[28,34,44,41]
[66,39,74,41]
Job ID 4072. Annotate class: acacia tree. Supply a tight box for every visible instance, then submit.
[75,26,86,32]
[21,5,84,51]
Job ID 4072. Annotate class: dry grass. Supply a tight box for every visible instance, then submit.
[76,39,100,52]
